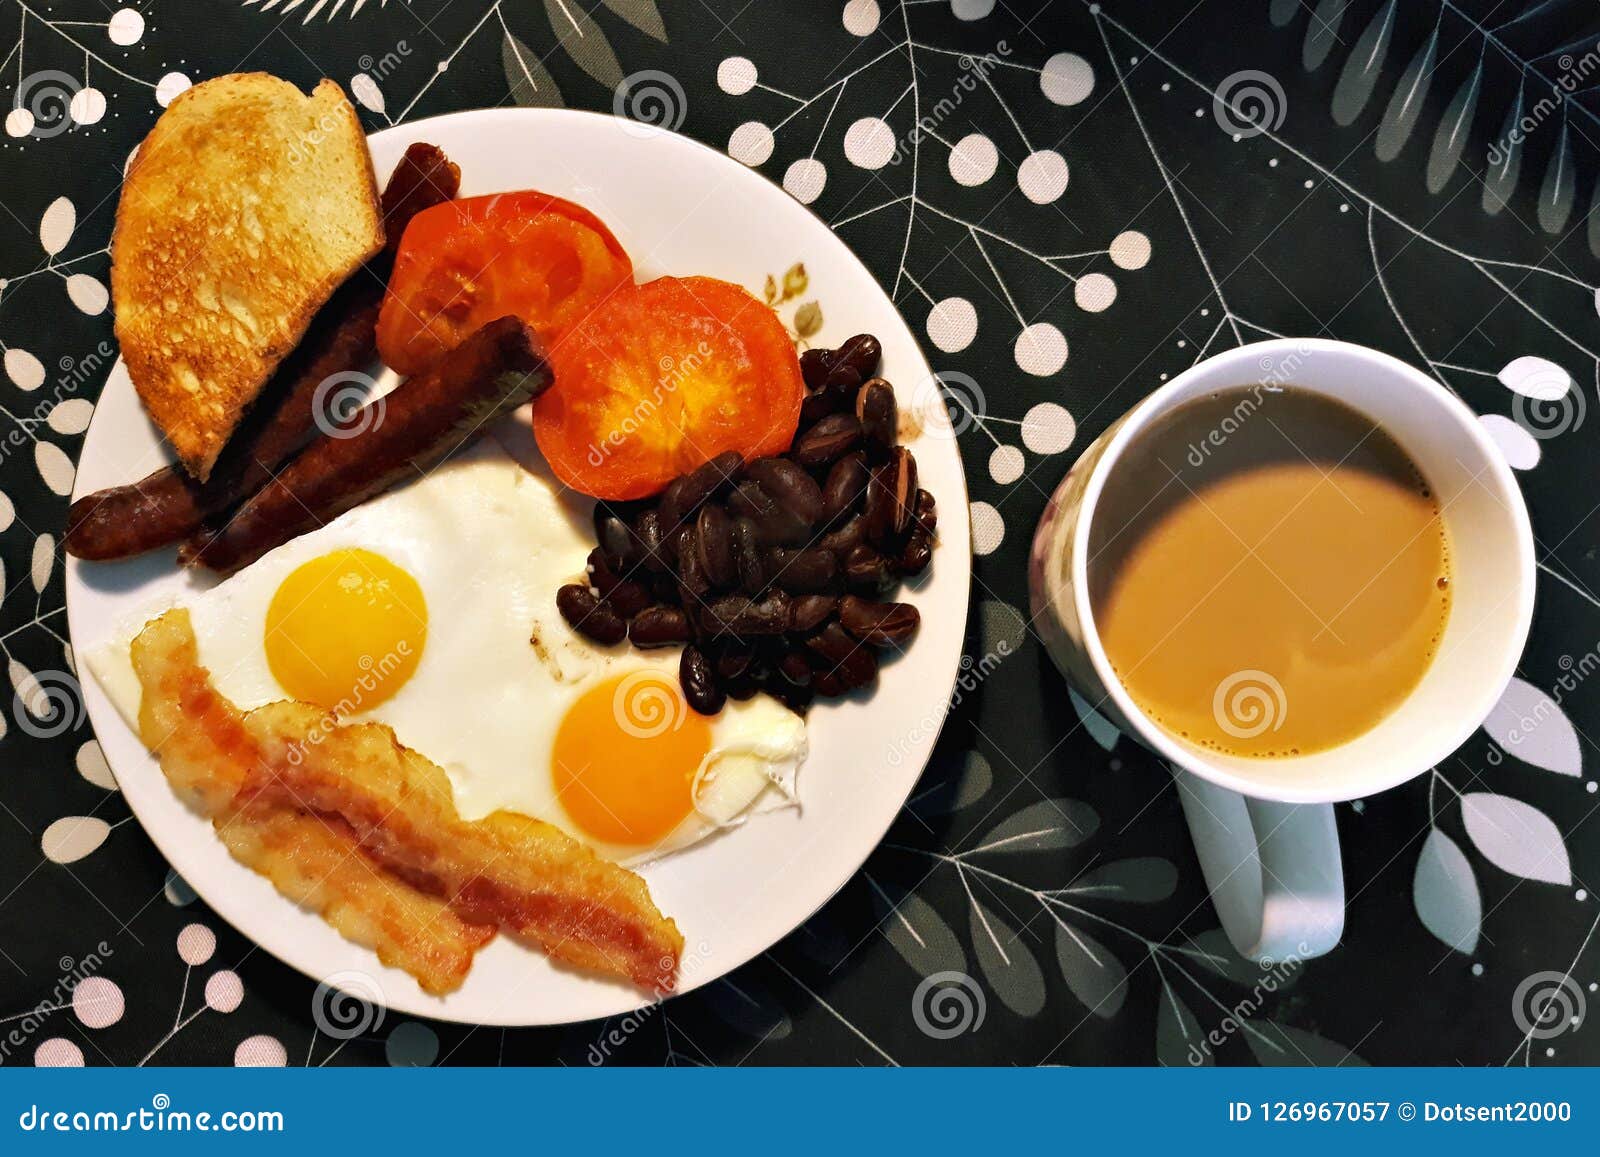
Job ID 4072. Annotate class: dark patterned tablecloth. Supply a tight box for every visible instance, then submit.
[1,0,1597,1067]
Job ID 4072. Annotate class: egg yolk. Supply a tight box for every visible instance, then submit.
[551,670,713,845]
[264,548,426,712]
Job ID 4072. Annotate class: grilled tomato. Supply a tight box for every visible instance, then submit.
[377,190,632,375]
[532,275,804,500]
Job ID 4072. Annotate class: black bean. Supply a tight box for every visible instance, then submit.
[824,366,864,415]
[793,413,861,469]
[821,453,869,524]
[804,622,878,688]
[605,579,652,619]
[656,475,697,533]
[695,503,736,589]
[728,480,774,520]
[694,450,744,494]
[800,347,833,390]
[707,591,791,636]
[800,391,840,426]
[811,663,847,698]
[864,449,918,543]
[789,594,838,633]
[855,378,897,459]
[897,528,934,577]
[888,449,919,537]
[820,513,866,556]
[765,547,838,594]
[765,676,814,714]
[731,482,809,546]
[839,596,920,645]
[634,508,669,572]
[832,334,882,380]
[912,488,937,536]
[714,640,756,681]
[650,571,681,603]
[843,543,894,596]
[862,463,893,543]
[674,526,710,601]
[778,650,812,686]
[659,451,741,530]
[731,516,766,595]
[629,604,692,647]
[587,547,620,596]
[557,583,627,645]
[745,457,824,524]
[680,645,725,715]
[595,511,638,571]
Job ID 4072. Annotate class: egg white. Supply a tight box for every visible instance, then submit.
[86,424,808,865]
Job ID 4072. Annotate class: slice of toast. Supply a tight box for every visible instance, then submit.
[111,74,384,480]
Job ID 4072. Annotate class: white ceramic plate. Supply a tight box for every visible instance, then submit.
[66,108,971,1025]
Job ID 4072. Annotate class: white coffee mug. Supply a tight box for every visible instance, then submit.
[1027,339,1535,963]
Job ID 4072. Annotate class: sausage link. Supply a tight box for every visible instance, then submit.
[185,317,552,573]
[65,142,462,561]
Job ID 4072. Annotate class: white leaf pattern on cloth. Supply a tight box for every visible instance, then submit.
[969,897,1046,1016]
[973,799,1098,855]
[1412,828,1481,955]
[869,876,966,976]
[1053,920,1128,1019]
[1482,676,1582,777]
[1461,792,1572,885]
[1156,983,1209,1066]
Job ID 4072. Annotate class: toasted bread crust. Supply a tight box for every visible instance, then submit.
[112,74,383,480]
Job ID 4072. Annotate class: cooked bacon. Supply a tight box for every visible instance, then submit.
[131,609,493,993]
[129,609,683,993]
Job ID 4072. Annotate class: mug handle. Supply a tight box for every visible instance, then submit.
[1173,770,1344,962]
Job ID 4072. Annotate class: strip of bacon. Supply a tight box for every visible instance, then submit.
[130,609,684,993]
[132,609,493,993]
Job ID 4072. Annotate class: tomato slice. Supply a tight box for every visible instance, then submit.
[377,191,633,376]
[533,276,804,500]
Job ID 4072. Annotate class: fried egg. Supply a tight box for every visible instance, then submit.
[87,428,808,865]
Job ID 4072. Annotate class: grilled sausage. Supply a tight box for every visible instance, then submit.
[65,142,462,561]
[184,317,552,574]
